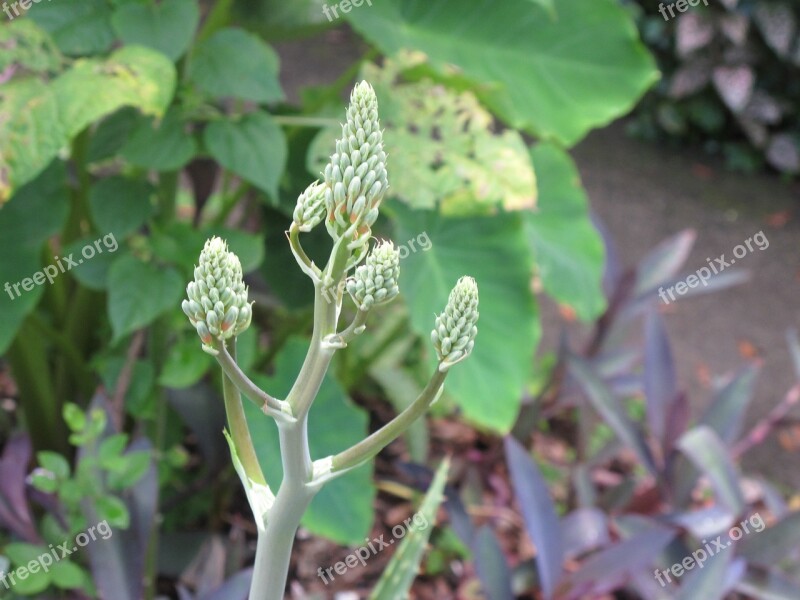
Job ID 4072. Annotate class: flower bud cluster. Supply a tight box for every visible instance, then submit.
[182,237,252,352]
[346,241,400,311]
[431,277,479,371]
[323,81,388,250]
[293,181,327,232]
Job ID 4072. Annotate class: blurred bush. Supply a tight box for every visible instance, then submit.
[628,0,800,175]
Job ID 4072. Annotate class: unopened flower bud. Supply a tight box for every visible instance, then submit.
[183,237,253,353]
[346,240,400,311]
[324,81,389,244]
[431,277,479,372]
[293,181,327,232]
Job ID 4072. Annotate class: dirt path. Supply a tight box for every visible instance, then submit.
[571,124,800,489]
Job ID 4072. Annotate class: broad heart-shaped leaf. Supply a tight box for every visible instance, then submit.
[111,0,200,61]
[0,162,69,353]
[204,111,287,199]
[89,176,156,239]
[107,255,184,343]
[52,46,176,139]
[392,203,539,432]
[0,78,65,202]
[504,437,562,599]
[243,338,375,544]
[187,28,284,103]
[29,0,115,56]
[346,0,658,146]
[122,110,197,172]
[526,143,605,320]
[0,19,62,73]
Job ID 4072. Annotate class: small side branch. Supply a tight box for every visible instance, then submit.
[323,308,369,350]
[288,224,321,282]
[324,370,448,478]
[214,341,293,422]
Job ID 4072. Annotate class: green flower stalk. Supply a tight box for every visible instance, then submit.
[180,82,478,600]
[182,237,252,355]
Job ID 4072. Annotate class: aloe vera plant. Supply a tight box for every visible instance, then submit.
[181,82,479,599]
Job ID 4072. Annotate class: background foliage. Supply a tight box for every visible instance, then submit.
[629,0,800,174]
[5,1,793,598]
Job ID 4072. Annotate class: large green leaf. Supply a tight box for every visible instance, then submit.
[0,78,65,202]
[52,46,176,138]
[107,255,184,343]
[0,162,69,353]
[187,28,284,103]
[243,338,375,544]
[1,47,176,199]
[346,0,658,146]
[204,111,287,198]
[111,0,200,61]
[526,143,605,320]
[88,176,156,239]
[392,204,538,431]
[0,20,62,73]
[30,0,115,56]
[122,110,197,171]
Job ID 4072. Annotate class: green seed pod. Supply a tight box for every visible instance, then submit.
[183,237,252,352]
[324,81,389,243]
[346,240,400,311]
[293,181,327,232]
[431,277,479,372]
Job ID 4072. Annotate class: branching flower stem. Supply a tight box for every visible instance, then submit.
[180,82,480,600]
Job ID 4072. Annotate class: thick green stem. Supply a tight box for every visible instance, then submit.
[331,370,447,473]
[249,415,316,600]
[285,283,339,417]
[222,341,268,486]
